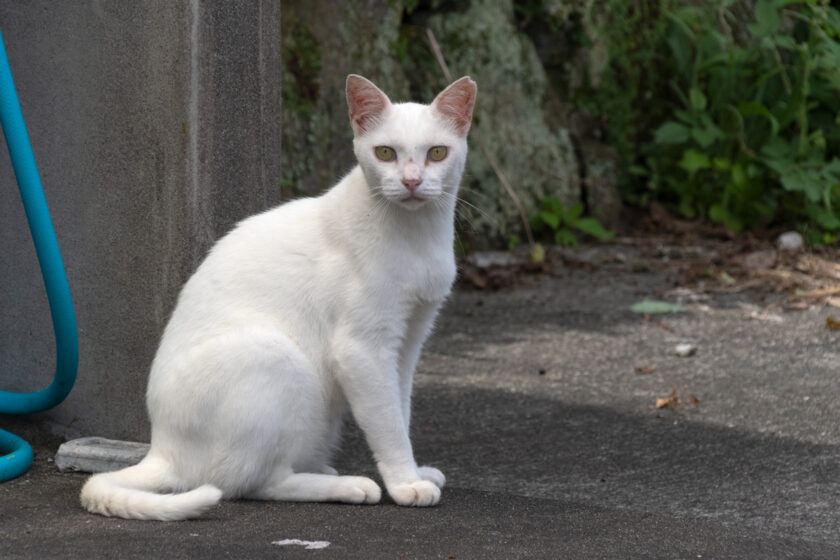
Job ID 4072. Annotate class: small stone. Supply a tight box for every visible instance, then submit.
[776,231,804,252]
[674,343,697,357]
[465,251,523,268]
[55,437,149,474]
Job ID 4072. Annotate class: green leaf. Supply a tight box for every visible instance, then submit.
[678,149,711,174]
[674,109,694,124]
[760,136,792,159]
[566,203,584,222]
[689,87,707,111]
[709,204,744,232]
[679,196,696,219]
[507,234,521,251]
[780,168,823,202]
[654,121,690,144]
[713,157,731,171]
[773,35,797,50]
[709,203,726,223]
[543,196,564,218]
[573,217,615,240]
[628,165,649,176]
[630,299,686,314]
[731,163,747,187]
[748,0,781,37]
[555,228,578,247]
[806,228,823,247]
[738,101,780,136]
[530,214,544,235]
[539,210,560,230]
[692,115,725,147]
[809,206,840,230]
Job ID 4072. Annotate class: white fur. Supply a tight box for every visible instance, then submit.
[80,76,476,520]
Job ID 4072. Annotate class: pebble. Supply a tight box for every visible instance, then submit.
[674,343,697,357]
[776,231,804,252]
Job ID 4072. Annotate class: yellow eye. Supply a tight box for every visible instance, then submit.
[375,146,396,162]
[428,146,448,162]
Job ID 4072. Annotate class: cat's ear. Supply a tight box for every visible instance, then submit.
[431,76,477,137]
[346,75,391,136]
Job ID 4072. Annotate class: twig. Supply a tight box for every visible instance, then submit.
[425,28,536,251]
[793,285,840,299]
[642,313,676,333]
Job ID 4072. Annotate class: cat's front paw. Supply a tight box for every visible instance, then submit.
[417,466,446,488]
[388,480,441,507]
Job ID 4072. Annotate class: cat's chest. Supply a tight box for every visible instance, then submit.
[367,241,456,304]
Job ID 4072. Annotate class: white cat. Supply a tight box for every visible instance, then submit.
[80,74,477,520]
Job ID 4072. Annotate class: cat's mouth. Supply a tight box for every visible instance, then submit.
[398,194,428,209]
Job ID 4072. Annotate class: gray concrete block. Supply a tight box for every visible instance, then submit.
[0,1,282,441]
[54,436,148,474]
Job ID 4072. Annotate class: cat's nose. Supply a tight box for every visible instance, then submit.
[402,161,423,192]
[401,177,422,192]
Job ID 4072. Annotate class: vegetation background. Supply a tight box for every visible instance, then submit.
[281,0,840,250]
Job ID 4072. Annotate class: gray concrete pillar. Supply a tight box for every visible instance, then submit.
[0,1,282,441]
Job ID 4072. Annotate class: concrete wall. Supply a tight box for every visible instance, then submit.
[0,1,282,441]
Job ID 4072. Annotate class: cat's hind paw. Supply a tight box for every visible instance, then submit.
[417,466,446,489]
[388,480,441,507]
[336,476,381,504]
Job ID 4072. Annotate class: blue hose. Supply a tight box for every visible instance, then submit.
[0,29,78,481]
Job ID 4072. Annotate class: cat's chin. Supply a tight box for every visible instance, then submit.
[394,195,431,211]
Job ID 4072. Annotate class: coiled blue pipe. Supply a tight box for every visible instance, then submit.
[0,29,78,481]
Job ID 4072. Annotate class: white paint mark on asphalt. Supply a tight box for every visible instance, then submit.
[272,539,330,550]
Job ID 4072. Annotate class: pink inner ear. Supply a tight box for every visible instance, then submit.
[432,77,477,137]
[346,76,389,136]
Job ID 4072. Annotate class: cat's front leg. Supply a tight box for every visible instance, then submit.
[333,330,440,507]
[399,300,446,490]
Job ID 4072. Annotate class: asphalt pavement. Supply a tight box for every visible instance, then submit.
[1,245,839,559]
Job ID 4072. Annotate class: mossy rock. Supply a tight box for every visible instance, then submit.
[424,0,579,246]
[281,0,585,248]
[280,0,409,198]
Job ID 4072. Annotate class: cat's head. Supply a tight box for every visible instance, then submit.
[346,75,476,211]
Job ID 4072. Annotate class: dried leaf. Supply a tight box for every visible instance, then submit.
[531,243,545,264]
[793,285,840,299]
[635,365,658,374]
[796,255,840,281]
[655,388,680,409]
[718,271,736,285]
[654,388,700,409]
[744,310,784,323]
[827,297,840,309]
[642,314,676,333]
[827,316,840,331]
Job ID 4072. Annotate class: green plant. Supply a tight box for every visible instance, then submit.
[575,0,678,193]
[635,0,840,243]
[530,196,615,247]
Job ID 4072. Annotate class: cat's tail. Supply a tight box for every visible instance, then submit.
[80,454,223,521]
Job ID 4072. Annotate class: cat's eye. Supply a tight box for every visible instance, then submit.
[427,146,448,162]
[374,146,396,162]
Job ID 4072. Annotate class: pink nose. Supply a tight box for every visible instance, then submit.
[402,177,422,192]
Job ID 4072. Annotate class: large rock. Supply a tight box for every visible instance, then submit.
[425,0,580,245]
[280,0,410,198]
[281,0,584,247]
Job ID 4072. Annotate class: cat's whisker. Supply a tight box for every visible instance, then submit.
[437,190,495,234]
